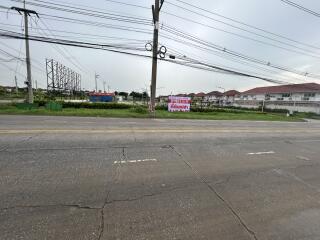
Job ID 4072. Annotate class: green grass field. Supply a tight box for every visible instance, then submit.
[0,105,305,122]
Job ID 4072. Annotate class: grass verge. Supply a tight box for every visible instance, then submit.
[0,105,305,122]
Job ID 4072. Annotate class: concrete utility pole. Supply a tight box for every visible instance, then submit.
[11,5,38,103]
[14,76,18,93]
[95,73,99,92]
[150,0,164,117]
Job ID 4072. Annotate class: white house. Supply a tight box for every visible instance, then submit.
[240,83,320,102]
[236,83,320,114]
[204,91,223,103]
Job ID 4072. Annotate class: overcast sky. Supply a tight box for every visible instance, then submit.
[0,0,320,95]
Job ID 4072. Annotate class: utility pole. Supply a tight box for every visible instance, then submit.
[103,81,106,92]
[35,80,38,90]
[108,85,110,93]
[95,73,99,92]
[150,0,164,117]
[14,76,18,93]
[11,5,38,103]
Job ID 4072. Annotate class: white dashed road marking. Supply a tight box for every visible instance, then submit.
[114,159,157,164]
[247,151,275,155]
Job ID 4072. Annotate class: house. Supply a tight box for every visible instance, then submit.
[235,83,320,114]
[222,90,240,105]
[204,91,223,103]
[194,92,206,101]
[240,83,320,102]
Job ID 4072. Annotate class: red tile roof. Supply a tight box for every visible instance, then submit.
[176,94,187,97]
[224,90,240,96]
[206,91,223,97]
[242,83,320,95]
[195,92,206,97]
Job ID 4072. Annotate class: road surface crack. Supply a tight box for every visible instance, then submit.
[0,133,38,152]
[170,145,259,240]
[0,203,100,211]
[97,147,125,240]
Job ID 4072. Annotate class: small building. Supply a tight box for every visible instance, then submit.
[89,92,115,102]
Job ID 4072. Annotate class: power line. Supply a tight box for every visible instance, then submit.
[280,0,320,18]
[161,10,320,59]
[9,0,152,26]
[167,0,320,51]
[0,29,149,53]
[0,40,43,68]
[0,9,153,36]
[161,25,320,79]
[0,22,150,42]
[0,29,292,85]
[37,17,90,74]
[161,57,288,85]
[163,42,306,83]
[0,61,26,79]
[104,0,149,10]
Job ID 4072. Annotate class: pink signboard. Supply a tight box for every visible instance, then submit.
[168,96,191,112]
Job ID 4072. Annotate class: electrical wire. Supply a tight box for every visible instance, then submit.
[0,9,153,36]
[0,22,150,42]
[167,0,320,51]
[0,29,293,85]
[104,0,149,10]
[162,10,320,59]
[37,18,90,74]
[280,0,320,18]
[161,25,320,79]
[10,0,152,26]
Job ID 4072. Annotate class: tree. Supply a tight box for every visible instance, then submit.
[129,91,143,99]
[118,91,128,100]
[142,91,149,98]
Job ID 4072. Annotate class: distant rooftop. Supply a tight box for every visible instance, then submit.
[242,83,320,95]
[224,90,240,96]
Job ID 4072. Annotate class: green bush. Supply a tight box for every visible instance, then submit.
[45,102,62,111]
[131,105,148,114]
[190,107,248,114]
[34,101,133,110]
[16,103,39,110]
[62,102,132,109]
[155,105,167,111]
[34,100,48,107]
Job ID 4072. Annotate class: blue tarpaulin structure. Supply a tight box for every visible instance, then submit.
[89,93,115,102]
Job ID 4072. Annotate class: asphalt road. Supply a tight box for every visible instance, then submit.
[1,115,320,240]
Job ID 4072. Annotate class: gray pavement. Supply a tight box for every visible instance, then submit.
[1,115,320,239]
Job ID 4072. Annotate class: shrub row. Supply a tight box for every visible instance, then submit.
[34,101,132,109]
